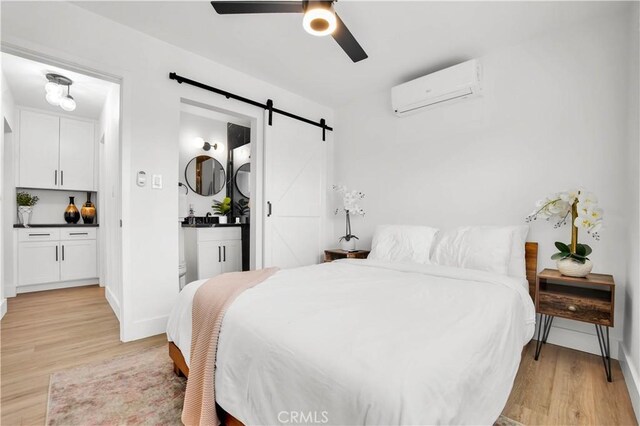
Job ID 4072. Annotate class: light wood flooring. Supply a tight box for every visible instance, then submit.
[1,286,638,425]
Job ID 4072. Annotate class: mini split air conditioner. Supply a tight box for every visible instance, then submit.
[391,59,482,116]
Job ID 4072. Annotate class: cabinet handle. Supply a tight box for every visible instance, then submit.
[54,170,57,186]
[70,232,88,235]
[61,170,64,186]
[567,305,577,312]
[29,233,50,237]
[223,245,226,262]
[267,201,272,217]
[218,246,221,263]
[55,246,58,262]
[62,245,65,261]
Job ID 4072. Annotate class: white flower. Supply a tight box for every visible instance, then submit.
[574,215,594,230]
[578,191,598,205]
[559,189,578,204]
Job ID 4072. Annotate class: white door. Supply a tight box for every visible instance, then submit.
[197,241,223,279]
[221,239,242,273]
[19,110,60,189]
[18,241,60,285]
[59,118,95,191]
[60,240,97,281]
[263,115,325,268]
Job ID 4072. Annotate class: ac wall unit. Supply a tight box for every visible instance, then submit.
[391,59,481,116]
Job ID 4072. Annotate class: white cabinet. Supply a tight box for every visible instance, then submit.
[16,227,98,292]
[19,110,60,189]
[18,109,95,191]
[59,118,95,191]
[184,227,242,285]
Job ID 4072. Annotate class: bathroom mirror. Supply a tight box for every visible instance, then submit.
[185,155,226,196]
[234,163,250,198]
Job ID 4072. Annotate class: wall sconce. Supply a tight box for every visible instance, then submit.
[194,137,224,152]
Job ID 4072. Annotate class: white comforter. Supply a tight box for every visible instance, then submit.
[166,260,535,425]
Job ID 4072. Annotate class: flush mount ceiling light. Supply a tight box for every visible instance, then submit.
[45,73,76,112]
[302,2,336,37]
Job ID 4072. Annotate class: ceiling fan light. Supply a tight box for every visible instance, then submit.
[60,95,76,112]
[302,7,336,37]
[46,91,62,106]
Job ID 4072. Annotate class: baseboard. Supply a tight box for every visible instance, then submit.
[121,315,168,342]
[105,286,120,322]
[619,343,640,422]
[544,324,619,360]
[0,298,6,319]
[16,279,99,294]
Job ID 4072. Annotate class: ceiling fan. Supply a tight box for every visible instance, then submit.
[210,1,368,63]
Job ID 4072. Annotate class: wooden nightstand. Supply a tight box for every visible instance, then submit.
[323,249,370,263]
[534,268,615,381]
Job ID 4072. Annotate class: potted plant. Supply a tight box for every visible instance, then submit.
[16,191,39,228]
[234,199,250,223]
[213,197,232,224]
[526,189,603,277]
[333,185,365,252]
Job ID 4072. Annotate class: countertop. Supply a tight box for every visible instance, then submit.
[180,223,246,228]
[14,223,100,228]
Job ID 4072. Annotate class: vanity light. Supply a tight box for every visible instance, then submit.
[45,73,76,111]
[195,137,224,152]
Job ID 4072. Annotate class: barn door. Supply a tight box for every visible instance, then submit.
[263,114,325,268]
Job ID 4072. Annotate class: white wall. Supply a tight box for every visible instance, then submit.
[333,10,634,358]
[1,1,333,340]
[1,69,16,312]
[178,111,228,218]
[622,2,640,420]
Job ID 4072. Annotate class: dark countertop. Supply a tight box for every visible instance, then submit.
[14,223,99,228]
[180,223,246,228]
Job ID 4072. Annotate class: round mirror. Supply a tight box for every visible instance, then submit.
[234,163,251,198]
[185,155,226,196]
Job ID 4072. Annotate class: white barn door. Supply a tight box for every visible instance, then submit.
[263,113,325,268]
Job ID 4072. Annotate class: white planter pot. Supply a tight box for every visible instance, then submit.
[18,206,33,227]
[340,238,356,252]
[218,216,228,224]
[556,258,593,278]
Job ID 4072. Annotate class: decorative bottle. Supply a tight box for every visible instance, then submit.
[64,196,80,224]
[81,192,96,224]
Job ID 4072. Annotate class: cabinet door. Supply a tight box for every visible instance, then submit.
[59,118,95,191]
[197,241,223,280]
[19,110,60,189]
[221,239,242,273]
[60,240,97,281]
[18,241,60,285]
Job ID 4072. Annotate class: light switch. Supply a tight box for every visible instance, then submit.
[152,174,163,189]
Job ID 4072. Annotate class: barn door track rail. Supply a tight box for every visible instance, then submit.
[169,72,332,141]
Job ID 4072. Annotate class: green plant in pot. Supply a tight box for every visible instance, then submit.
[213,197,232,224]
[16,191,39,228]
[526,189,602,277]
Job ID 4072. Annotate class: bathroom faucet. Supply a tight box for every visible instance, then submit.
[205,212,212,223]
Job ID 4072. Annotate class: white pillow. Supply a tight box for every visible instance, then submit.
[368,225,439,265]
[431,226,515,275]
[508,225,530,278]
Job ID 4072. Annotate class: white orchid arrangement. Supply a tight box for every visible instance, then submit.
[526,189,603,264]
[332,185,365,242]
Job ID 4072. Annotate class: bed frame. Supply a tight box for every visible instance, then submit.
[169,242,538,425]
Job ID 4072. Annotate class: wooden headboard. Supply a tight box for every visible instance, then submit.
[525,242,538,301]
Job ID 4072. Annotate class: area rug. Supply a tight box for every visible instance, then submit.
[46,345,523,425]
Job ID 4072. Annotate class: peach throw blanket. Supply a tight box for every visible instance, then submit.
[182,268,279,426]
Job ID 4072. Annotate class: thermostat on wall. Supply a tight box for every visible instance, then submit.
[137,171,147,187]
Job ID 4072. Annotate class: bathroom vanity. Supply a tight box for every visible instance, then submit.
[183,226,242,285]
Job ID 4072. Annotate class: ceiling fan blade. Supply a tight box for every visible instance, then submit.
[331,13,368,63]
[210,1,304,14]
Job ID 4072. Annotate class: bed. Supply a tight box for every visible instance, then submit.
[167,241,538,425]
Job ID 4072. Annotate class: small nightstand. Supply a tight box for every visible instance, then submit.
[323,249,370,263]
[534,268,615,382]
